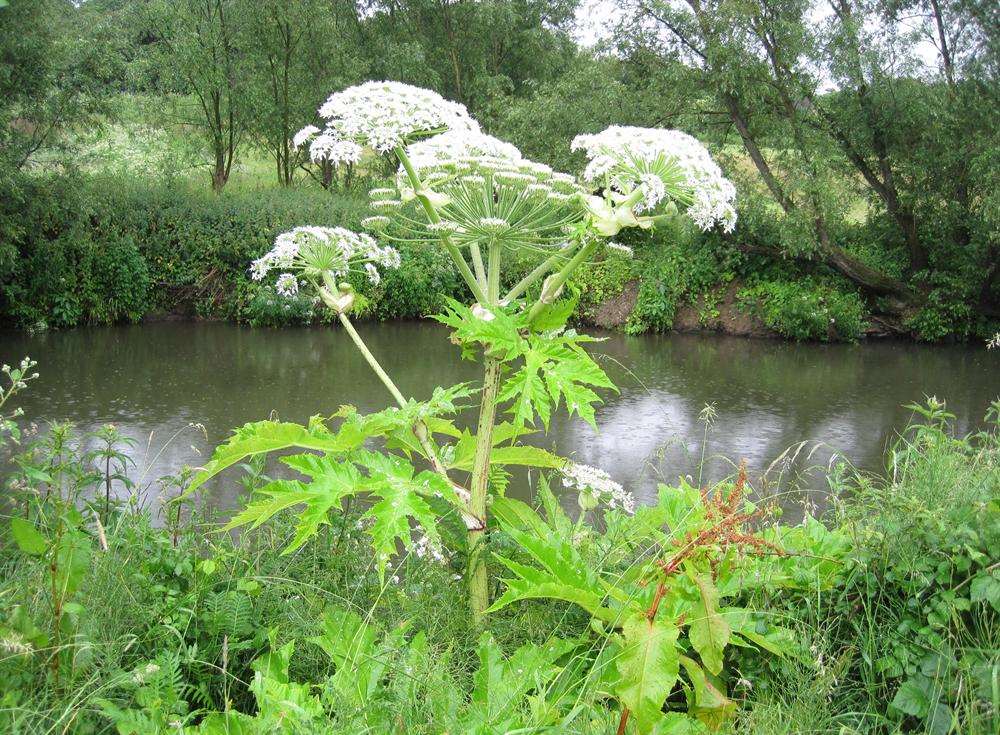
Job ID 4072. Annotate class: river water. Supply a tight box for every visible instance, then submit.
[2,322,997,516]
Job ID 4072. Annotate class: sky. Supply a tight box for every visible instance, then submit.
[570,0,947,82]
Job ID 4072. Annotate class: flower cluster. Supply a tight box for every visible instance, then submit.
[367,130,586,253]
[250,226,401,295]
[560,462,635,514]
[572,126,737,233]
[294,81,479,165]
[412,534,448,564]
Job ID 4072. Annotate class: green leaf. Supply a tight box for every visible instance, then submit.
[309,608,376,670]
[182,419,363,498]
[498,331,616,430]
[488,445,565,469]
[499,350,549,428]
[470,633,576,725]
[446,435,562,472]
[891,676,933,718]
[309,608,406,707]
[491,497,549,536]
[358,451,442,571]
[678,655,735,728]
[723,608,795,658]
[54,529,91,598]
[688,573,730,675]
[433,299,525,359]
[529,295,578,332]
[223,457,362,554]
[22,467,53,484]
[487,525,613,620]
[10,518,47,555]
[615,615,680,732]
[970,572,1000,612]
[536,473,575,537]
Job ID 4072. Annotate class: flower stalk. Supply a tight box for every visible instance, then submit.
[324,284,482,528]
[395,146,488,304]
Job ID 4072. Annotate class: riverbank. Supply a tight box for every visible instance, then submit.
[2,391,997,734]
[3,173,997,343]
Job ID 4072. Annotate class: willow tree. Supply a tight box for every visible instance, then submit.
[145,0,251,192]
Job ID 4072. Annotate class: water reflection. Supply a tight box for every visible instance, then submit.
[2,322,996,514]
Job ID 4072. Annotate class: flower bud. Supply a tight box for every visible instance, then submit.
[540,274,564,304]
[471,303,496,321]
[320,282,356,314]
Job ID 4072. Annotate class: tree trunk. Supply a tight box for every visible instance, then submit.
[721,93,915,302]
[211,155,228,192]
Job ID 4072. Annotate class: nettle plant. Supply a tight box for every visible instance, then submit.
[185,82,738,630]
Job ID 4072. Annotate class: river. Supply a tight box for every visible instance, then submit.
[2,322,996,518]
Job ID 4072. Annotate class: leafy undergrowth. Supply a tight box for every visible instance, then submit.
[1,400,997,734]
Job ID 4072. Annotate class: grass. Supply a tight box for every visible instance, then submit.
[1,398,996,733]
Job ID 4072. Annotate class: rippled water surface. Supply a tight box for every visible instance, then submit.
[2,322,997,514]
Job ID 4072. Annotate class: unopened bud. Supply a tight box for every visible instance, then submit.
[540,274,564,304]
[320,282,356,314]
[471,303,496,321]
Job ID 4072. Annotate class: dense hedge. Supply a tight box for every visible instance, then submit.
[0,174,470,330]
[5,172,985,342]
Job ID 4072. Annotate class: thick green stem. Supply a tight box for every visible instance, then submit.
[467,356,501,622]
[395,147,488,304]
[503,242,578,304]
[470,244,488,288]
[525,237,600,322]
[466,240,506,622]
[487,242,501,302]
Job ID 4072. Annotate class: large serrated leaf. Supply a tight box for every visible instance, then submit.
[182,420,363,498]
[615,615,680,733]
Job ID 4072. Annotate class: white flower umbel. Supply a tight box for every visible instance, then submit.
[572,126,737,234]
[606,241,634,258]
[250,226,401,295]
[372,130,587,254]
[561,462,635,514]
[293,81,479,165]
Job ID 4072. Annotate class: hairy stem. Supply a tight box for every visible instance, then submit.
[470,244,488,288]
[467,356,501,622]
[466,240,506,622]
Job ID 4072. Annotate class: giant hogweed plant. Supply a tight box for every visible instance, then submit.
[182,82,738,624]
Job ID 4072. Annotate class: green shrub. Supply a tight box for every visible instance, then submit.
[0,174,374,328]
[625,224,737,333]
[737,278,868,341]
[368,243,465,320]
[0,177,151,328]
[571,250,639,316]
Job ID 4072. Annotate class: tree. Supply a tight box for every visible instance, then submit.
[0,0,108,172]
[145,0,251,192]
[357,0,580,115]
[616,0,919,302]
[243,0,365,186]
